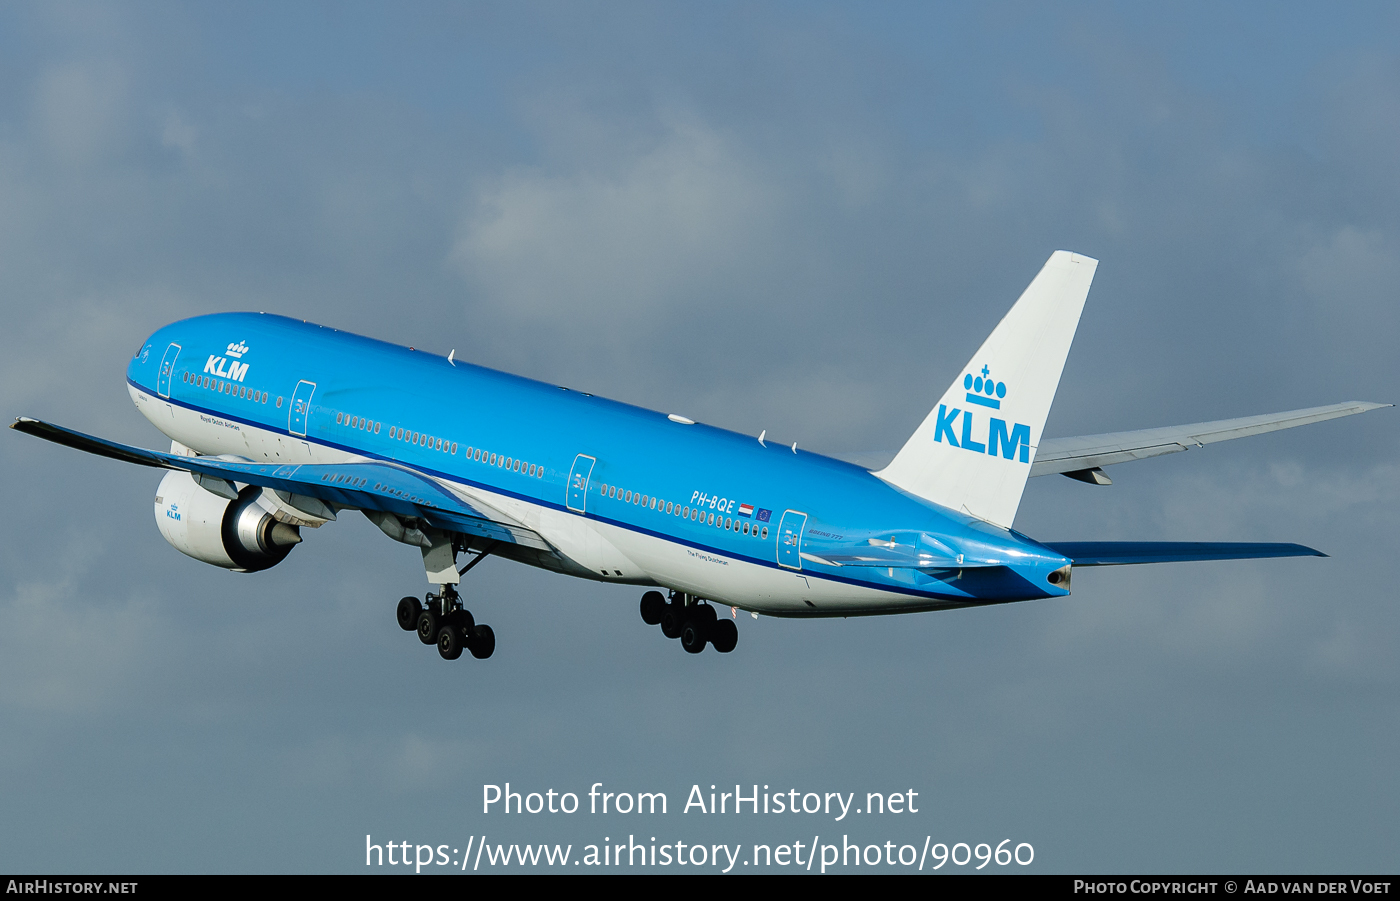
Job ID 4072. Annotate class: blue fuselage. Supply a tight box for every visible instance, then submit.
[126,313,1070,614]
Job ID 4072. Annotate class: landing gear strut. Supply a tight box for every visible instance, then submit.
[641,590,738,654]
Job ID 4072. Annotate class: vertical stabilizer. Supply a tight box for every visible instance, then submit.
[875,251,1098,527]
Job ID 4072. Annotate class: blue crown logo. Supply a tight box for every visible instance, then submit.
[963,364,1006,409]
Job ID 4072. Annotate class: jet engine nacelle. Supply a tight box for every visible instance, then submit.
[154,470,301,572]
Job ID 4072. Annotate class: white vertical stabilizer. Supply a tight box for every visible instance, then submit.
[875,251,1098,527]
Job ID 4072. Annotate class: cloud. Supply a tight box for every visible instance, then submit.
[0,570,164,714]
[451,115,779,326]
[32,62,129,167]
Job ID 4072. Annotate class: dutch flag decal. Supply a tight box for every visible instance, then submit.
[738,504,754,518]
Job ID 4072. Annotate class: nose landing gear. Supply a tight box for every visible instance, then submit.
[641,590,738,654]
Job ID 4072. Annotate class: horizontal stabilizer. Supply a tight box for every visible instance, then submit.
[10,417,548,550]
[1043,541,1325,566]
[1032,401,1390,478]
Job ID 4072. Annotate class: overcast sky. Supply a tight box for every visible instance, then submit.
[1,1,1397,874]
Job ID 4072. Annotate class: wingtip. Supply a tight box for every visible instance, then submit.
[1051,249,1099,266]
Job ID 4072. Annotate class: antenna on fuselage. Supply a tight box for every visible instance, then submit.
[448,349,456,366]
[758,429,766,447]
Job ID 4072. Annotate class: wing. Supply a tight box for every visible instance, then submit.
[1030,401,1389,482]
[11,417,549,550]
[1042,541,1325,566]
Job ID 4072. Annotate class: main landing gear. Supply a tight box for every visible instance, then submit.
[640,590,738,654]
[396,583,495,661]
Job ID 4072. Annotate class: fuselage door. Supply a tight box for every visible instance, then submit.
[566,454,596,513]
[288,380,316,437]
[777,510,808,570]
[157,343,181,398]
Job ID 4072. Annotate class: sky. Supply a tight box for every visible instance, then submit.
[1,1,1397,874]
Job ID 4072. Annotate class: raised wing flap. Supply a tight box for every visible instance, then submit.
[1031,401,1390,478]
[11,417,549,550]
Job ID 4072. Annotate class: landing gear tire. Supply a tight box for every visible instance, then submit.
[448,607,476,634]
[660,604,684,639]
[437,624,465,660]
[640,591,665,625]
[416,609,440,645]
[711,618,738,653]
[680,618,708,654]
[396,597,423,632]
[468,624,495,660]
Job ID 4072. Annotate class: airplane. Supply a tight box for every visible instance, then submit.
[11,251,1388,661]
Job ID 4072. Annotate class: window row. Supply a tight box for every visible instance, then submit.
[465,447,545,480]
[322,411,549,487]
[183,371,279,407]
[596,482,768,540]
[337,411,382,434]
[389,424,454,455]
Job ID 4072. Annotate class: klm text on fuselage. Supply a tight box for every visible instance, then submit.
[204,356,249,382]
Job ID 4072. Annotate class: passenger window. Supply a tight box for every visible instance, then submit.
[276,397,283,407]
[450,442,456,453]
[762,527,768,539]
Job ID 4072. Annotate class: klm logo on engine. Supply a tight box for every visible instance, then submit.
[204,341,250,382]
[933,365,1031,462]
